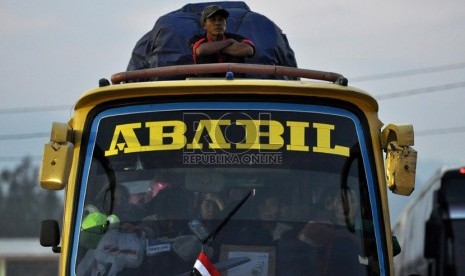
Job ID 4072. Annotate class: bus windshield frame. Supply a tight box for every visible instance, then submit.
[71,101,384,276]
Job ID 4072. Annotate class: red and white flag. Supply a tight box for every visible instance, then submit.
[191,251,221,276]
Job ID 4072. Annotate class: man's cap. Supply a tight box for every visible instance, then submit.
[201,5,229,22]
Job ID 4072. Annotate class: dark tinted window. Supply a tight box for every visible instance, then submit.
[74,102,379,276]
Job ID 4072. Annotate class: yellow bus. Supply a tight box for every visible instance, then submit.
[38,3,417,276]
[38,63,416,276]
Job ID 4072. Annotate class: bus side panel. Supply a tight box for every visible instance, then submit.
[393,174,442,276]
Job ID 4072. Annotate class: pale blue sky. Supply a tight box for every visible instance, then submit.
[1,0,465,223]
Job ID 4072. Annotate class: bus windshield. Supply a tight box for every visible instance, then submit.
[73,101,379,275]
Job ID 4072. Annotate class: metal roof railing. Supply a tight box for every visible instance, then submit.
[110,63,348,86]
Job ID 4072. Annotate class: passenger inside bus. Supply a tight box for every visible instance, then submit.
[194,192,224,234]
[112,185,145,223]
[137,185,200,275]
[250,191,321,275]
[255,192,293,242]
[142,185,191,237]
[198,192,224,220]
[298,186,366,276]
[76,168,379,275]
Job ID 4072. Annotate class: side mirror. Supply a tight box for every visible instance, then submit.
[40,219,61,253]
[40,122,74,190]
[381,124,417,195]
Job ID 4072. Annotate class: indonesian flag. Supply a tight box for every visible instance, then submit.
[191,251,221,276]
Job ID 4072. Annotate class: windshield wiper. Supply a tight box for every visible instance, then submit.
[202,189,254,245]
[181,190,254,276]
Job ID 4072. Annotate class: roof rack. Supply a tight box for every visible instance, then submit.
[111,63,348,86]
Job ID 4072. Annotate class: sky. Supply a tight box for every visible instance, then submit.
[1,0,465,224]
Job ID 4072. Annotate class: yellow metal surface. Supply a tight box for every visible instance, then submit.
[55,78,400,275]
[75,79,379,113]
[39,122,75,190]
[385,141,417,196]
[381,124,414,149]
[39,141,74,190]
[381,124,417,196]
[50,122,74,143]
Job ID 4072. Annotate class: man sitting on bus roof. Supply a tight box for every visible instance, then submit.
[190,5,255,66]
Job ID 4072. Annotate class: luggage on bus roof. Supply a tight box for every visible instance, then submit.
[126,1,298,79]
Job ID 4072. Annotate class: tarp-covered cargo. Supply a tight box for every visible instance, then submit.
[127,1,298,79]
